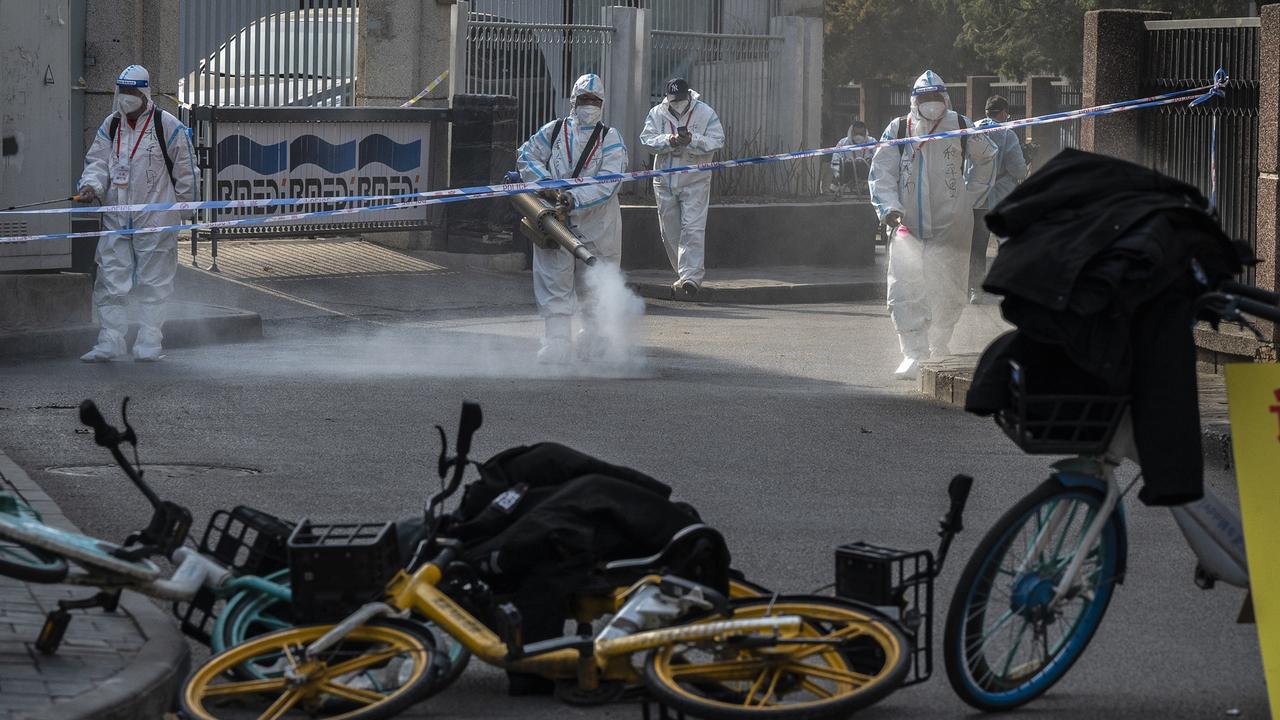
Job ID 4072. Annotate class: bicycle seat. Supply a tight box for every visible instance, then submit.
[600,523,730,594]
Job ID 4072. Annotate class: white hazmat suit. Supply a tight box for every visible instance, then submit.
[640,89,724,291]
[78,65,197,362]
[517,74,628,362]
[868,70,995,377]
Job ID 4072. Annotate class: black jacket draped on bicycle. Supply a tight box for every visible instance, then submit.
[966,149,1245,505]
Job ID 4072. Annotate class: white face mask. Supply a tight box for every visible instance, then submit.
[118,94,144,115]
[917,100,946,121]
[574,104,602,126]
[669,99,690,115]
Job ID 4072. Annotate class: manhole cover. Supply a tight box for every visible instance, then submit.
[47,464,262,481]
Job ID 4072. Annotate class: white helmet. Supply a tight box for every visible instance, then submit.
[114,64,153,115]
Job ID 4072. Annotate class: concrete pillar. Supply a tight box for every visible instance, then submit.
[966,75,997,123]
[604,5,651,172]
[357,0,456,107]
[1025,75,1061,158]
[1080,9,1170,162]
[356,0,458,250]
[770,16,804,150]
[1256,4,1280,344]
[770,15,823,151]
[449,1,469,101]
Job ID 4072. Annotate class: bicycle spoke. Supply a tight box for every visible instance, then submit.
[998,619,1031,679]
[322,646,414,678]
[320,681,385,706]
[786,624,865,661]
[799,677,834,699]
[784,661,871,687]
[669,657,767,682]
[749,668,784,707]
[975,608,1018,647]
[203,677,289,698]
[742,668,770,706]
[257,687,301,720]
[254,615,292,631]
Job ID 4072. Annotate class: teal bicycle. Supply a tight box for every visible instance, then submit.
[0,398,471,688]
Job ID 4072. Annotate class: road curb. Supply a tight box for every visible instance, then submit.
[0,304,262,363]
[917,360,1237,469]
[0,450,190,720]
[629,279,887,305]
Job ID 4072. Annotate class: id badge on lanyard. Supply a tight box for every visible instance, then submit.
[113,111,152,189]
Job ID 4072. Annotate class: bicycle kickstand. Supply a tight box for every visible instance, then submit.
[36,589,123,655]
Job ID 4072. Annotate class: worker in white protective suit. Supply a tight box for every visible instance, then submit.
[640,78,724,296]
[77,65,197,362]
[868,70,996,380]
[829,117,874,193]
[517,73,628,363]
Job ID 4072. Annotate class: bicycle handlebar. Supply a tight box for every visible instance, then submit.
[1221,280,1280,307]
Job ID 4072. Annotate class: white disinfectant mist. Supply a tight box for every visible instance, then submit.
[581,260,647,370]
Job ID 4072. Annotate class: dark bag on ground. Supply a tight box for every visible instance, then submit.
[445,442,727,642]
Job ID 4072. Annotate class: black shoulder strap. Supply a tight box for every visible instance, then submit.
[108,111,178,188]
[152,109,178,188]
[896,115,909,156]
[570,123,608,179]
[550,118,564,147]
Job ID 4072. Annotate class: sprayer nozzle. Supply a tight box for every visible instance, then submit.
[584,256,598,266]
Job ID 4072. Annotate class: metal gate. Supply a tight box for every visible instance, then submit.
[467,1,613,141]
[1140,18,1260,281]
[178,0,359,108]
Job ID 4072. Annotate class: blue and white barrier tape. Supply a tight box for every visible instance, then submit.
[0,72,1228,245]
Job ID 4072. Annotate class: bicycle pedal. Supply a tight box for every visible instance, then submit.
[36,610,71,655]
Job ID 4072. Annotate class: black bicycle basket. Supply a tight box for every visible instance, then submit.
[287,520,401,623]
[173,505,294,644]
[995,360,1129,455]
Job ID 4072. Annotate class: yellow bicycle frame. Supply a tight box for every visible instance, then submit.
[383,563,801,689]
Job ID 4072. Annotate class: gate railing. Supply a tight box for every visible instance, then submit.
[466,17,613,142]
[178,0,359,108]
[648,29,787,197]
[1140,18,1261,281]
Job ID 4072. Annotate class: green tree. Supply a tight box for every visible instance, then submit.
[954,0,1255,81]
[825,0,984,88]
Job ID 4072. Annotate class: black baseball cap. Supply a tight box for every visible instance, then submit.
[665,77,691,100]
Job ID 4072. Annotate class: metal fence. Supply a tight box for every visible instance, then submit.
[1140,18,1260,280]
[649,29,784,196]
[178,0,359,108]
[466,11,613,141]
[1056,83,1083,150]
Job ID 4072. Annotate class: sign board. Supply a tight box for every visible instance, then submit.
[212,120,430,225]
[1226,363,1280,718]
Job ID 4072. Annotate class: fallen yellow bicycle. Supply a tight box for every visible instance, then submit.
[181,403,917,720]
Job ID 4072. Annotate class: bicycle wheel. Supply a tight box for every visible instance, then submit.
[214,570,472,689]
[643,595,911,720]
[182,617,437,720]
[0,495,69,583]
[944,478,1121,711]
[0,536,68,583]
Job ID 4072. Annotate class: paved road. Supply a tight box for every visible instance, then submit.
[0,259,1265,719]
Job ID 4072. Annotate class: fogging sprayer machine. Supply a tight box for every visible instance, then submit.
[504,171,597,265]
